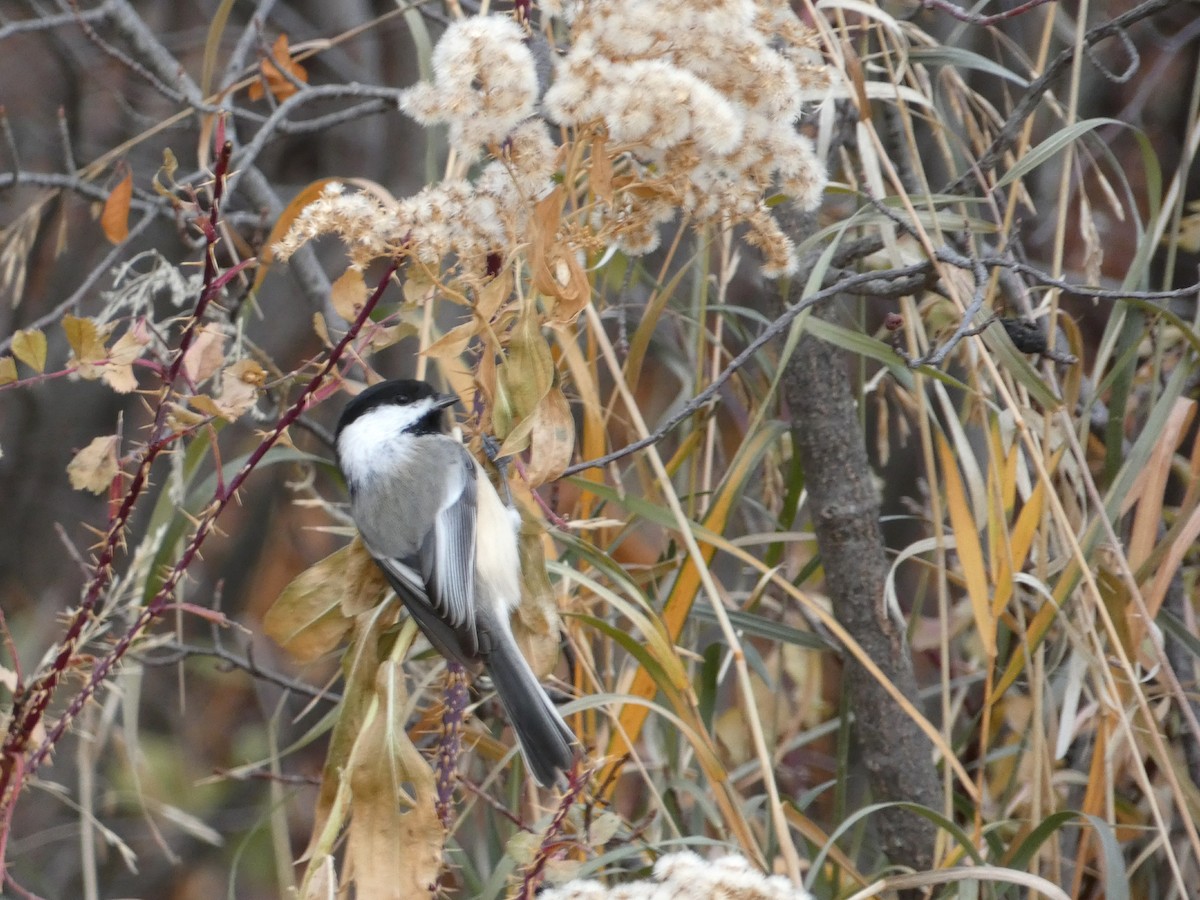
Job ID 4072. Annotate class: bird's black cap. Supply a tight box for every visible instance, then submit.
[335,379,458,436]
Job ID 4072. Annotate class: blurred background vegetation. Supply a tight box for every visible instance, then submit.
[1,1,1199,898]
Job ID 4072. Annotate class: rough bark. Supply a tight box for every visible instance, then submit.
[767,226,943,869]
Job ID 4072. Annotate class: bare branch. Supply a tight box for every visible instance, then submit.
[0,0,110,41]
[139,641,339,703]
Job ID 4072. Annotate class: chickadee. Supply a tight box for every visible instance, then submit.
[335,379,577,786]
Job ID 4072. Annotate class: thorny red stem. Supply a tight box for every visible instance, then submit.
[25,257,398,777]
[922,0,1054,26]
[0,139,238,820]
[0,127,391,859]
[517,762,589,899]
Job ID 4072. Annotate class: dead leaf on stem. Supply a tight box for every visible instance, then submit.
[11,329,47,373]
[493,303,553,441]
[345,661,441,899]
[62,315,110,380]
[249,34,308,103]
[67,434,119,494]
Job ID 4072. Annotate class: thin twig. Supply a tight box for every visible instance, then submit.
[0,212,157,356]
[220,0,280,90]
[138,641,339,703]
[921,0,1055,26]
[0,170,162,213]
[55,107,77,174]
[225,83,408,196]
[0,108,19,177]
[0,0,111,41]
[944,0,1176,195]
[562,263,930,474]
[67,0,194,106]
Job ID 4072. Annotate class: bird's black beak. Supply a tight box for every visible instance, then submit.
[434,392,459,410]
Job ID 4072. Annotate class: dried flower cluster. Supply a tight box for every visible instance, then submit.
[273,120,556,273]
[399,16,539,158]
[275,3,826,282]
[539,851,814,899]
[544,0,827,274]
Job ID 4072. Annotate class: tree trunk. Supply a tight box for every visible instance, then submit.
[769,245,943,869]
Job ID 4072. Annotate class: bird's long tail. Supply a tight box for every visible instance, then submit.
[484,630,577,786]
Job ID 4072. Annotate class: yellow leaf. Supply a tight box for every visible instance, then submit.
[528,188,563,299]
[300,605,402,873]
[312,312,331,347]
[544,248,590,323]
[423,318,478,359]
[339,537,391,616]
[589,134,614,204]
[1128,398,1195,569]
[10,329,47,373]
[167,402,208,430]
[985,435,1012,620]
[67,435,119,494]
[187,394,224,419]
[1006,466,1049,602]
[62,315,109,379]
[474,267,513,321]
[331,268,368,322]
[0,357,16,385]
[936,433,995,657]
[497,410,535,457]
[1172,207,1200,253]
[152,147,179,199]
[493,303,553,439]
[368,322,418,352]
[510,495,565,679]
[101,171,132,244]
[263,544,357,662]
[505,831,540,866]
[402,269,436,306]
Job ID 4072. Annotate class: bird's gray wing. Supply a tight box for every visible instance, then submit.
[373,557,475,666]
[418,443,478,651]
[353,436,479,657]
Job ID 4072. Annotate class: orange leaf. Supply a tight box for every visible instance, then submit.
[101,172,132,244]
[331,268,368,322]
[253,177,339,292]
[249,34,308,102]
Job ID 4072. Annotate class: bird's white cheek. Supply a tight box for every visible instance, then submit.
[337,415,416,484]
